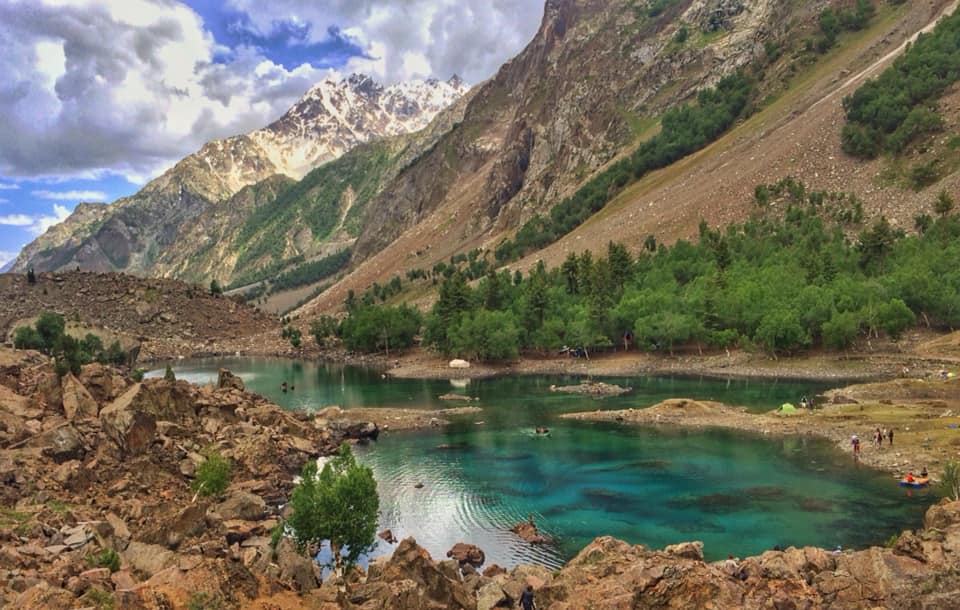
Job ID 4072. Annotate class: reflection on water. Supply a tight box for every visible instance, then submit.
[155,358,933,567]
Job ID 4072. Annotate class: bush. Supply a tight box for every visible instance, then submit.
[209,279,222,295]
[13,326,45,351]
[340,305,422,354]
[310,316,339,347]
[191,449,232,498]
[448,310,521,362]
[93,548,121,573]
[940,460,960,501]
[164,364,176,382]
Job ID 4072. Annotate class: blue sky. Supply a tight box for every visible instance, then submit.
[0,0,543,270]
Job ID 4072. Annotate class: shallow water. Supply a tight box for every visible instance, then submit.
[154,357,933,567]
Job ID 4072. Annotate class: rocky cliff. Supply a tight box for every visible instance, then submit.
[10,75,468,282]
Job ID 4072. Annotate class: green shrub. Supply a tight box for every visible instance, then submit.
[13,326,44,351]
[940,461,960,501]
[164,364,176,382]
[191,449,232,498]
[94,548,121,573]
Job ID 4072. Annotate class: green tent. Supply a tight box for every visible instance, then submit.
[778,403,797,414]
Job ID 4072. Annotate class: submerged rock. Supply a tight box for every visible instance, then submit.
[550,381,631,397]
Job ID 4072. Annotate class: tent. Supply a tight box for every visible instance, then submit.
[778,403,797,414]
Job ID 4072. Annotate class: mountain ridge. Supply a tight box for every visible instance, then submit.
[10,73,469,278]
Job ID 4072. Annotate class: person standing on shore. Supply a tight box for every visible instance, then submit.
[875,428,883,448]
[882,427,889,446]
[888,428,894,446]
[851,435,861,456]
[519,584,536,610]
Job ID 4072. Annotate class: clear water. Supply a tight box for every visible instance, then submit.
[152,357,933,567]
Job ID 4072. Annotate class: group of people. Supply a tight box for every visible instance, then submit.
[534,427,550,435]
[280,381,295,393]
[851,427,895,455]
[799,395,815,409]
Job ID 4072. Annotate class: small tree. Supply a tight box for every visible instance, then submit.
[934,190,955,218]
[209,279,222,295]
[164,364,176,382]
[26,268,36,284]
[941,461,960,502]
[191,448,232,498]
[288,443,379,575]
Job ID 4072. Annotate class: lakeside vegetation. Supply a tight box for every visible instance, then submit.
[336,186,958,360]
[13,312,129,376]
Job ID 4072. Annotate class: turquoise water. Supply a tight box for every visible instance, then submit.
[153,358,933,567]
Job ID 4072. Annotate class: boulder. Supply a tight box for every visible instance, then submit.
[60,373,98,420]
[379,528,398,544]
[213,491,267,521]
[449,359,470,369]
[99,384,157,455]
[78,363,118,403]
[275,537,320,591]
[511,517,549,544]
[925,499,960,531]
[477,580,507,610]
[217,369,245,391]
[381,537,475,609]
[483,564,507,578]
[447,542,485,567]
[122,541,176,578]
[664,541,704,561]
[41,425,85,463]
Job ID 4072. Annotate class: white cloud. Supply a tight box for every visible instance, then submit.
[0,204,71,235]
[0,250,17,269]
[229,0,544,84]
[0,0,544,183]
[0,213,33,226]
[0,183,19,190]
[0,198,7,204]
[0,0,327,181]
[32,189,107,201]
[29,203,72,235]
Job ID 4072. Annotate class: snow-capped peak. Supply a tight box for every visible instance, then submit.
[224,73,469,180]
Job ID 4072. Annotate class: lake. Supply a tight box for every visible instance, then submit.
[152,357,933,568]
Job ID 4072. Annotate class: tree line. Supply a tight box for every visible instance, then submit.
[13,312,129,376]
[332,189,958,361]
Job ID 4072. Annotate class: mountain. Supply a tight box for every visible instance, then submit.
[10,74,469,278]
[297,0,959,316]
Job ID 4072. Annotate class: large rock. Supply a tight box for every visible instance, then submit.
[78,362,123,403]
[447,542,485,568]
[122,541,176,578]
[217,368,245,391]
[60,373,98,420]
[275,537,320,591]
[99,384,156,455]
[925,499,960,531]
[213,490,267,521]
[664,541,704,561]
[380,537,475,609]
[41,425,85,463]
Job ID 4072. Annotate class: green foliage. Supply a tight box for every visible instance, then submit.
[495,73,754,263]
[909,161,940,191]
[93,548,121,573]
[131,368,146,382]
[268,249,352,295]
[187,592,224,610]
[280,326,303,348]
[934,190,955,217]
[288,443,379,572]
[340,305,422,354]
[814,1,875,53]
[310,316,339,347]
[822,310,861,349]
[448,310,521,362]
[209,279,222,295]
[191,448,232,498]
[13,326,44,351]
[79,588,114,610]
[842,8,960,158]
[941,461,960,501]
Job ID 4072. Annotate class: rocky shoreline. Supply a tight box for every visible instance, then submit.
[5,345,960,608]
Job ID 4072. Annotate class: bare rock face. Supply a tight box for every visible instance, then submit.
[511,517,549,544]
[99,384,157,455]
[60,373,98,420]
[378,537,476,609]
[664,540,704,561]
[40,425,85,463]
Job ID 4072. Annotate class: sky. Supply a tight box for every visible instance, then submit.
[0,0,544,269]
